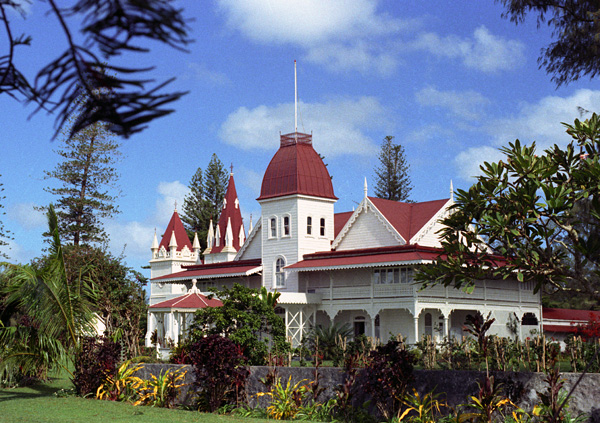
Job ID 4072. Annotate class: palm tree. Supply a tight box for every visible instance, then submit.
[0,204,96,379]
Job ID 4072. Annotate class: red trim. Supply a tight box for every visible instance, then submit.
[543,324,578,334]
[543,308,600,322]
[152,258,262,281]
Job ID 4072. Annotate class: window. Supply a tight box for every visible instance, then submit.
[283,215,290,236]
[424,313,433,337]
[354,316,365,337]
[372,267,413,284]
[275,257,286,287]
[320,218,325,236]
[307,216,312,235]
[270,217,277,238]
[522,312,538,325]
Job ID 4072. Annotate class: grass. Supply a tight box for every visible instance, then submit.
[0,374,268,423]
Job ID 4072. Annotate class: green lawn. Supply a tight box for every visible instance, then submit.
[0,376,267,423]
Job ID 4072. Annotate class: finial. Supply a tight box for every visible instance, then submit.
[249,213,253,233]
[230,163,234,175]
[450,180,454,202]
[364,177,368,199]
[174,200,177,212]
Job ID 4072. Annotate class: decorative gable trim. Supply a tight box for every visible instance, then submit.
[332,197,405,250]
[410,199,452,244]
[236,218,262,260]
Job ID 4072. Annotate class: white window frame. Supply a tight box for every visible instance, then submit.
[274,256,286,288]
[306,216,313,236]
[372,267,414,284]
[269,216,277,239]
[282,214,291,238]
[319,217,326,237]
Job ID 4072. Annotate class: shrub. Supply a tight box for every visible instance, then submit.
[189,335,249,412]
[362,339,414,420]
[96,360,143,402]
[72,336,121,397]
[135,367,187,408]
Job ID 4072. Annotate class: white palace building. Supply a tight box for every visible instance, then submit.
[144,131,556,356]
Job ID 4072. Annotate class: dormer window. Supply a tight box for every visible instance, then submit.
[307,216,312,235]
[320,218,325,237]
[269,217,277,238]
[283,215,290,237]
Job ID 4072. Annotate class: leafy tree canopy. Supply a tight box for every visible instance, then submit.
[374,136,413,202]
[1,0,190,138]
[417,114,600,305]
[496,0,600,86]
[188,283,289,365]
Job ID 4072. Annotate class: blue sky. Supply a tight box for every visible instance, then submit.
[1,0,599,277]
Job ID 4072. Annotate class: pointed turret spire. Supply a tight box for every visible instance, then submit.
[205,219,214,254]
[192,232,201,253]
[203,171,245,261]
[157,210,193,253]
[169,230,177,250]
[249,214,253,234]
[151,229,159,258]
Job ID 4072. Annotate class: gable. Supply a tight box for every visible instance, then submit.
[334,201,404,251]
[236,219,262,260]
[409,199,452,247]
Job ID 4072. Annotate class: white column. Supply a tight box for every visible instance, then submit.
[444,315,450,340]
[413,316,419,344]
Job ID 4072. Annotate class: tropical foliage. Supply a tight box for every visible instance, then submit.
[0,205,96,381]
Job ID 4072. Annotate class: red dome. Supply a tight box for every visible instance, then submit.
[258,133,337,201]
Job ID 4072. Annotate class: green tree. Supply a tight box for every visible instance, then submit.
[60,245,147,358]
[1,0,190,138]
[181,167,208,248]
[417,114,600,305]
[0,175,11,259]
[180,154,228,248]
[188,284,289,365]
[43,120,121,246]
[496,0,600,86]
[0,205,96,379]
[374,136,413,202]
[203,154,228,223]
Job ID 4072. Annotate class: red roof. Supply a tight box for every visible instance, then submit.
[159,211,193,252]
[543,324,578,334]
[369,197,449,242]
[152,258,262,281]
[210,173,245,253]
[334,211,352,237]
[258,133,337,201]
[287,244,443,270]
[150,291,223,309]
[543,308,600,322]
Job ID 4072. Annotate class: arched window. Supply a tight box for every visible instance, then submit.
[269,217,277,238]
[275,257,286,287]
[307,216,312,235]
[320,218,325,236]
[522,312,539,325]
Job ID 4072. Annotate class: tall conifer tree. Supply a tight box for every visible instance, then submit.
[180,154,228,250]
[0,174,12,259]
[43,115,121,246]
[373,136,413,202]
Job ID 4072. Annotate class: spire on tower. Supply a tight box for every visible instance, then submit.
[364,177,368,198]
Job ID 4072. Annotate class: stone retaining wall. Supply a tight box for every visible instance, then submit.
[135,364,600,422]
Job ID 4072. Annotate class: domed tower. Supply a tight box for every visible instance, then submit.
[258,132,337,291]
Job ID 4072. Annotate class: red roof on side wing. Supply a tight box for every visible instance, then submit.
[150,292,223,309]
[368,197,449,242]
[543,308,600,322]
[158,211,193,252]
[334,211,352,237]
[258,133,337,201]
[286,245,444,270]
[152,258,262,282]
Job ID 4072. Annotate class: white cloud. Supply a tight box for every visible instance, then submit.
[2,239,34,265]
[454,89,600,180]
[8,202,46,229]
[155,181,189,221]
[415,87,490,121]
[216,0,413,76]
[412,26,525,73]
[219,97,388,156]
[185,62,231,86]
